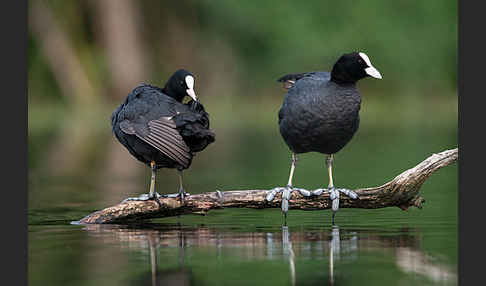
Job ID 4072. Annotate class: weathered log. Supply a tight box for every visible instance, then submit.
[76,147,458,224]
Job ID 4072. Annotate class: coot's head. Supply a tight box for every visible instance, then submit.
[163,69,198,102]
[331,52,382,84]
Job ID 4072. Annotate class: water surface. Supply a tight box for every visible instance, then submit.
[29,201,457,286]
[28,112,457,285]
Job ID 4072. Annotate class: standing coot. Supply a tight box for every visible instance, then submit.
[268,52,382,224]
[111,69,215,204]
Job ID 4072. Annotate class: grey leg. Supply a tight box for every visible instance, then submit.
[266,153,313,221]
[323,154,358,225]
[177,170,189,202]
[121,161,162,206]
[149,161,157,199]
[282,153,298,219]
[288,153,297,187]
[163,170,190,202]
[325,154,338,224]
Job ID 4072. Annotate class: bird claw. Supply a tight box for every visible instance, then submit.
[164,191,190,201]
[311,188,326,196]
[318,187,358,201]
[266,186,314,202]
[340,188,359,199]
[121,192,163,206]
[282,185,292,201]
[329,187,339,201]
[297,186,359,224]
[326,187,359,224]
[179,190,189,203]
[294,187,312,197]
[266,186,358,222]
[215,190,223,199]
[163,193,179,198]
[265,187,285,202]
[266,186,313,217]
[265,187,293,214]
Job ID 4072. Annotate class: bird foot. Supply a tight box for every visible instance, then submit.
[266,186,313,217]
[266,186,358,223]
[312,187,359,225]
[121,192,163,207]
[163,189,190,203]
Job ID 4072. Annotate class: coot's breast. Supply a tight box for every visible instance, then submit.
[278,78,361,155]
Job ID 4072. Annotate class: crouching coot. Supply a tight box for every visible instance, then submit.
[111,69,215,204]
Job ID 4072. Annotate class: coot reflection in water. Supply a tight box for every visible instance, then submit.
[79,224,457,286]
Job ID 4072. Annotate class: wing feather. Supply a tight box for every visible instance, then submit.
[119,120,136,135]
[149,120,188,148]
[119,116,192,168]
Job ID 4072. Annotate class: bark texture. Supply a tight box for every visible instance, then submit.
[77,148,458,224]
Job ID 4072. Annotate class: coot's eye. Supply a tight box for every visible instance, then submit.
[180,81,185,86]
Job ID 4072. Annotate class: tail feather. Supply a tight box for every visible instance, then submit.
[174,100,215,153]
[277,72,311,89]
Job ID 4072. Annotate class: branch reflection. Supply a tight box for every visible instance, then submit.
[81,224,456,285]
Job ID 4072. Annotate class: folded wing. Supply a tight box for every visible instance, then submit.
[119,116,192,168]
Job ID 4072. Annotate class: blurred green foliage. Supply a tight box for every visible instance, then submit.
[191,0,457,89]
[29,0,457,105]
[28,0,457,199]
[28,0,458,204]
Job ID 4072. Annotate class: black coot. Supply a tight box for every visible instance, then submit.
[111,69,215,204]
[269,52,382,224]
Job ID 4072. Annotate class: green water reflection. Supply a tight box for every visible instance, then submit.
[29,219,457,286]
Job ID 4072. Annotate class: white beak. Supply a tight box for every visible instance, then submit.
[359,52,382,79]
[365,66,382,79]
[185,75,198,101]
[186,88,198,101]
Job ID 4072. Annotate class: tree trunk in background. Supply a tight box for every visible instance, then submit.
[29,1,100,174]
[89,0,152,202]
[90,0,151,100]
[30,0,153,280]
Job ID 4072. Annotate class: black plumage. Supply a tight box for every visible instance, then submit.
[111,69,215,203]
[274,52,382,223]
[278,71,361,155]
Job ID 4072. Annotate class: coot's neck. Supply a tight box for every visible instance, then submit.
[330,64,357,85]
[162,85,185,102]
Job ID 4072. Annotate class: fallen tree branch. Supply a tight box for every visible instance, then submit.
[76,147,458,224]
